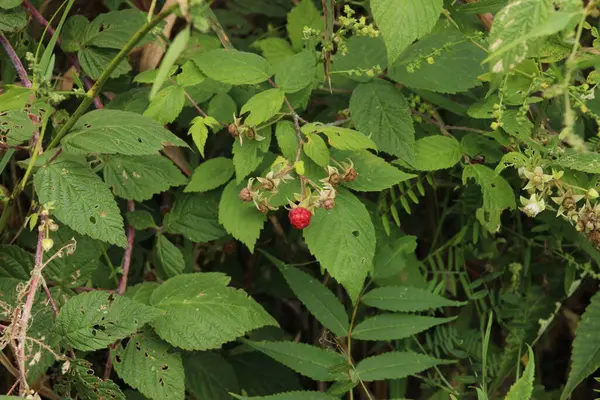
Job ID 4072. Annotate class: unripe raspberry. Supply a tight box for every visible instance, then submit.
[42,238,54,252]
[239,188,253,202]
[289,207,312,229]
[322,199,335,210]
[344,168,358,182]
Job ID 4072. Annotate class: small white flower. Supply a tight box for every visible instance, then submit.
[520,193,546,218]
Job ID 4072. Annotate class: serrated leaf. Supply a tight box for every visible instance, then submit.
[263,252,349,337]
[135,66,178,84]
[562,291,600,399]
[506,346,535,400]
[411,136,461,171]
[34,159,127,247]
[163,191,226,243]
[361,286,465,312]
[149,273,277,350]
[244,340,348,381]
[275,51,317,93]
[103,154,187,201]
[0,0,22,9]
[462,164,516,233]
[55,291,160,351]
[0,6,26,32]
[253,37,296,69]
[70,360,126,400]
[241,88,285,127]
[349,80,414,161]
[352,314,455,341]
[303,134,330,167]
[0,109,36,145]
[555,152,600,174]
[208,93,237,124]
[232,391,337,400]
[331,36,387,83]
[155,234,185,278]
[302,124,376,152]
[61,15,88,52]
[184,352,239,400]
[457,0,507,13]
[287,0,322,51]
[388,27,486,94]
[144,85,186,124]
[151,27,190,99]
[185,157,234,193]
[371,0,443,65]
[303,190,376,302]
[232,128,272,183]
[219,180,266,252]
[0,244,32,280]
[112,329,185,400]
[126,210,157,230]
[193,49,273,85]
[355,351,451,381]
[83,9,146,49]
[61,110,188,155]
[125,282,159,306]
[176,60,205,87]
[78,47,131,79]
[331,149,415,192]
[486,0,554,75]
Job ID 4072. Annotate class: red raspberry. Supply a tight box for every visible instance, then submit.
[289,207,312,229]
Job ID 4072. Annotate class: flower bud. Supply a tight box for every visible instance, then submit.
[588,188,599,199]
[42,238,54,252]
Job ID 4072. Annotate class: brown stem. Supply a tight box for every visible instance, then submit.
[0,33,31,88]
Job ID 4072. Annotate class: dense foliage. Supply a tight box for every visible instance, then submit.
[2,0,600,399]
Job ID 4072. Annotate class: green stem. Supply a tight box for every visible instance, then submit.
[20,113,49,193]
[46,3,178,151]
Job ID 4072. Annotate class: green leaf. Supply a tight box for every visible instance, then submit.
[562,291,600,399]
[355,351,451,381]
[303,190,376,302]
[253,37,296,69]
[331,149,415,192]
[506,346,535,400]
[185,157,234,193]
[55,291,160,351]
[0,244,33,280]
[232,128,272,183]
[208,93,237,125]
[34,159,127,247]
[188,116,220,158]
[388,27,486,94]
[61,110,188,155]
[107,88,151,114]
[69,360,126,400]
[229,352,302,396]
[232,392,337,400]
[287,0,322,51]
[163,192,227,243]
[485,0,554,74]
[175,60,205,87]
[275,51,317,93]
[371,0,443,65]
[362,285,465,312]
[0,86,32,112]
[135,66,178,84]
[0,0,22,9]
[352,314,455,341]
[457,0,507,14]
[78,47,131,79]
[144,85,186,124]
[61,15,88,52]
[303,134,330,167]
[0,6,26,32]
[0,109,36,145]
[150,26,190,99]
[113,329,184,400]
[241,88,285,127]
[331,36,387,83]
[83,9,147,49]
[462,164,516,233]
[193,49,274,85]
[103,154,187,201]
[555,152,600,174]
[349,80,414,161]
[410,136,461,171]
[302,124,377,152]
[155,234,185,278]
[125,282,159,305]
[184,352,240,400]
[244,340,348,381]
[149,273,277,350]
[263,252,349,337]
[219,180,267,252]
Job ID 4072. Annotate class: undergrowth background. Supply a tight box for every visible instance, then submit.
[2,0,600,399]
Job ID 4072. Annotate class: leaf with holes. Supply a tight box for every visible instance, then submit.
[112,329,185,400]
[0,109,36,145]
[54,291,161,351]
[149,273,277,350]
[61,109,188,156]
[34,159,127,247]
[69,359,126,400]
[303,190,376,302]
[185,157,234,193]
[103,154,187,201]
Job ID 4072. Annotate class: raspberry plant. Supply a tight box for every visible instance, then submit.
[2,0,600,399]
